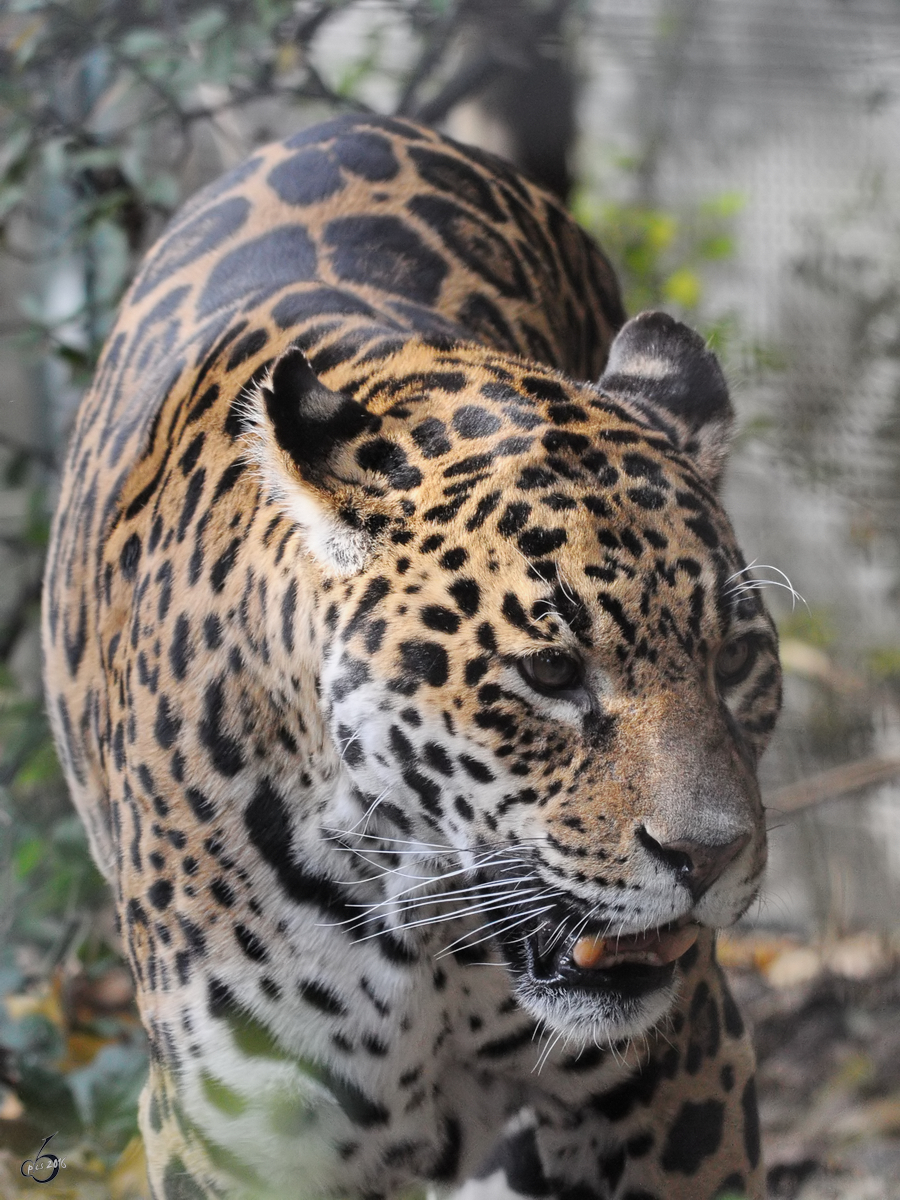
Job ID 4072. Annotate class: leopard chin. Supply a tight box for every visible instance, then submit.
[514,971,678,1048]
[498,915,695,1046]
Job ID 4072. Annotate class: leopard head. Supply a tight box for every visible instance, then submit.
[242,312,781,1044]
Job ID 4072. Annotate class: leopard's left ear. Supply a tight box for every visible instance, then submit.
[598,311,734,488]
[242,347,415,574]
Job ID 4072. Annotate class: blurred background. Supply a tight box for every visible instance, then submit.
[1,1,899,1196]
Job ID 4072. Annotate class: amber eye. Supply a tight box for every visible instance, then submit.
[716,636,755,686]
[519,650,582,694]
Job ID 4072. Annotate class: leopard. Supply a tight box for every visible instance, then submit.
[42,113,781,1200]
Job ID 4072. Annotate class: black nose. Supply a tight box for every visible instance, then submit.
[637,826,751,900]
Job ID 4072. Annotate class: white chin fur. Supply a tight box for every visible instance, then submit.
[514,976,678,1048]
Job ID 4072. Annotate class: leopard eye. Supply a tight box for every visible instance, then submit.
[716,636,755,686]
[519,650,582,694]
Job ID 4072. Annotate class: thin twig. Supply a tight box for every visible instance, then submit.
[768,756,900,815]
[414,51,508,125]
[396,13,457,116]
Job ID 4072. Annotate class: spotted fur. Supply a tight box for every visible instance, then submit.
[42,115,781,1200]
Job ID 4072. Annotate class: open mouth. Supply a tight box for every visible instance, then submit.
[504,914,701,1001]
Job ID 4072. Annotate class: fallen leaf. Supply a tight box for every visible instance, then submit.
[108,1135,151,1200]
[830,1095,900,1139]
[824,933,887,981]
[5,978,65,1029]
[764,946,823,989]
[0,1091,24,1119]
[57,1031,114,1073]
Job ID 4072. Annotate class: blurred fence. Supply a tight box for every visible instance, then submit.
[1,0,900,1187]
[2,0,900,965]
[572,0,900,933]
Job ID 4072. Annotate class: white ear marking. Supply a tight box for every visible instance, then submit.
[237,352,380,576]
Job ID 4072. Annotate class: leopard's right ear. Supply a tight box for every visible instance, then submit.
[242,348,393,575]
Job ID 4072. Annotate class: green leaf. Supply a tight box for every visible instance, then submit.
[0,182,26,222]
[54,344,93,369]
[779,607,836,649]
[700,191,744,218]
[698,233,734,261]
[14,835,44,879]
[140,171,180,210]
[119,28,170,57]
[17,1062,83,1135]
[184,6,230,43]
[68,1041,147,1152]
[66,146,125,173]
[16,739,61,785]
[51,815,90,850]
[866,647,900,682]
[0,127,32,179]
[663,267,701,309]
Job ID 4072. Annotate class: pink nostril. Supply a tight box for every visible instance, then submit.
[638,827,751,899]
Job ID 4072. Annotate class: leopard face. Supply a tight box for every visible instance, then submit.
[245,313,780,1047]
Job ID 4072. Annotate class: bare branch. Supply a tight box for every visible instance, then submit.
[768,756,900,815]
[396,12,456,117]
[413,50,508,125]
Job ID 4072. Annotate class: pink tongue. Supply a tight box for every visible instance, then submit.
[571,924,700,970]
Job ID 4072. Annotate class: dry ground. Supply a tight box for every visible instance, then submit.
[722,931,900,1200]
[2,932,899,1198]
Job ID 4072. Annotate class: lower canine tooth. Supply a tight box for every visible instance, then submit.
[571,935,608,969]
[571,923,701,970]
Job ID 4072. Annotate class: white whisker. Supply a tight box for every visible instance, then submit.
[338,729,362,762]
[347,881,541,922]
[533,1026,566,1073]
[348,878,541,916]
[723,560,806,611]
[435,904,557,958]
[350,892,552,943]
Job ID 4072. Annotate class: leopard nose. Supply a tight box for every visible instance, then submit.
[637,826,751,899]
